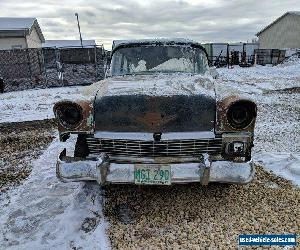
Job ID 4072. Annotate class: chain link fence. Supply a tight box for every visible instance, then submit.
[0,45,107,92]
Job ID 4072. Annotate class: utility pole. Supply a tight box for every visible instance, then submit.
[75,13,83,47]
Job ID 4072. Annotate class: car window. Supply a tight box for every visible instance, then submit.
[110,45,209,76]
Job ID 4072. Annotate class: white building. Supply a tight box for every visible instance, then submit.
[0,17,45,50]
[257,11,300,49]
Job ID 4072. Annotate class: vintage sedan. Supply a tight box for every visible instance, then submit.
[53,39,257,186]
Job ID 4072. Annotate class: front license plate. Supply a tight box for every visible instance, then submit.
[134,165,171,185]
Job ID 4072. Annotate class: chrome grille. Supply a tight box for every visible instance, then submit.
[86,135,222,157]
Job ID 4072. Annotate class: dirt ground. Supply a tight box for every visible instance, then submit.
[0,120,56,191]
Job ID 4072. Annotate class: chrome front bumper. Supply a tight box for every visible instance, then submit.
[56,149,255,185]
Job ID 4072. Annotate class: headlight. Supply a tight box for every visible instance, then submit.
[54,102,83,129]
[226,100,256,129]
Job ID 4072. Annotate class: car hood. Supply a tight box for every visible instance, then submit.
[85,73,217,133]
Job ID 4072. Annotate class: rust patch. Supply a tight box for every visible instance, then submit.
[78,100,94,131]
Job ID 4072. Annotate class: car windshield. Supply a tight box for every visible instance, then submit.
[110,45,209,76]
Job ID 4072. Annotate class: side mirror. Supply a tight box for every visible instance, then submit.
[209,68,219,79]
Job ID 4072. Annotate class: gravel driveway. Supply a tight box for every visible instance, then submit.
[103,167,299,249]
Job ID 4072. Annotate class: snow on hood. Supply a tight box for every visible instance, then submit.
[83,73,215,98]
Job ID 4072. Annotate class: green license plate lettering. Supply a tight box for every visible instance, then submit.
[134,165,171,185]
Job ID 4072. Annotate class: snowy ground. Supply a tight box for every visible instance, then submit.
[0,86,85,123]
[0,135,110,249]
[216,58,300,186]
[0,58,299,249]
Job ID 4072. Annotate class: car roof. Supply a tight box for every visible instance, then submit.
[112,38,204,51]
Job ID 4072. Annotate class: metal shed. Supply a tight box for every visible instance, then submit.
[257,11,300,49]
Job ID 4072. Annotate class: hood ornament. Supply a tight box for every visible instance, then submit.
[153,132,162,141]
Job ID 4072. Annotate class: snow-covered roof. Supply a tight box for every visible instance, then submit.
[288,11,300,15]
[112,38,200,50]
[0,17,36,30]
[0,17,45,42]
[257,11,300,36]
[43,40,97,48]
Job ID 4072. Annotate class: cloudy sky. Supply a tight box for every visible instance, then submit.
[1,0,300,49]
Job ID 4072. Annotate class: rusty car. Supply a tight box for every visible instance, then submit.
[53,39,257,186]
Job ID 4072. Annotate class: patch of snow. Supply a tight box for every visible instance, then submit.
[107,164,134,183]
[217,61,300,94]
[0,17,35,30]
[128,58,198,74]
[0,86,87,123]
[280,54,300,66]
[112,38,197,49]
[254,153,300,187]
[0,136,110,249]
[149,58,194,72]
[264,181,280,189]
[130,60,147,72]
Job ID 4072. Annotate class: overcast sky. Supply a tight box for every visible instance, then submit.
[1,0,300,49]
